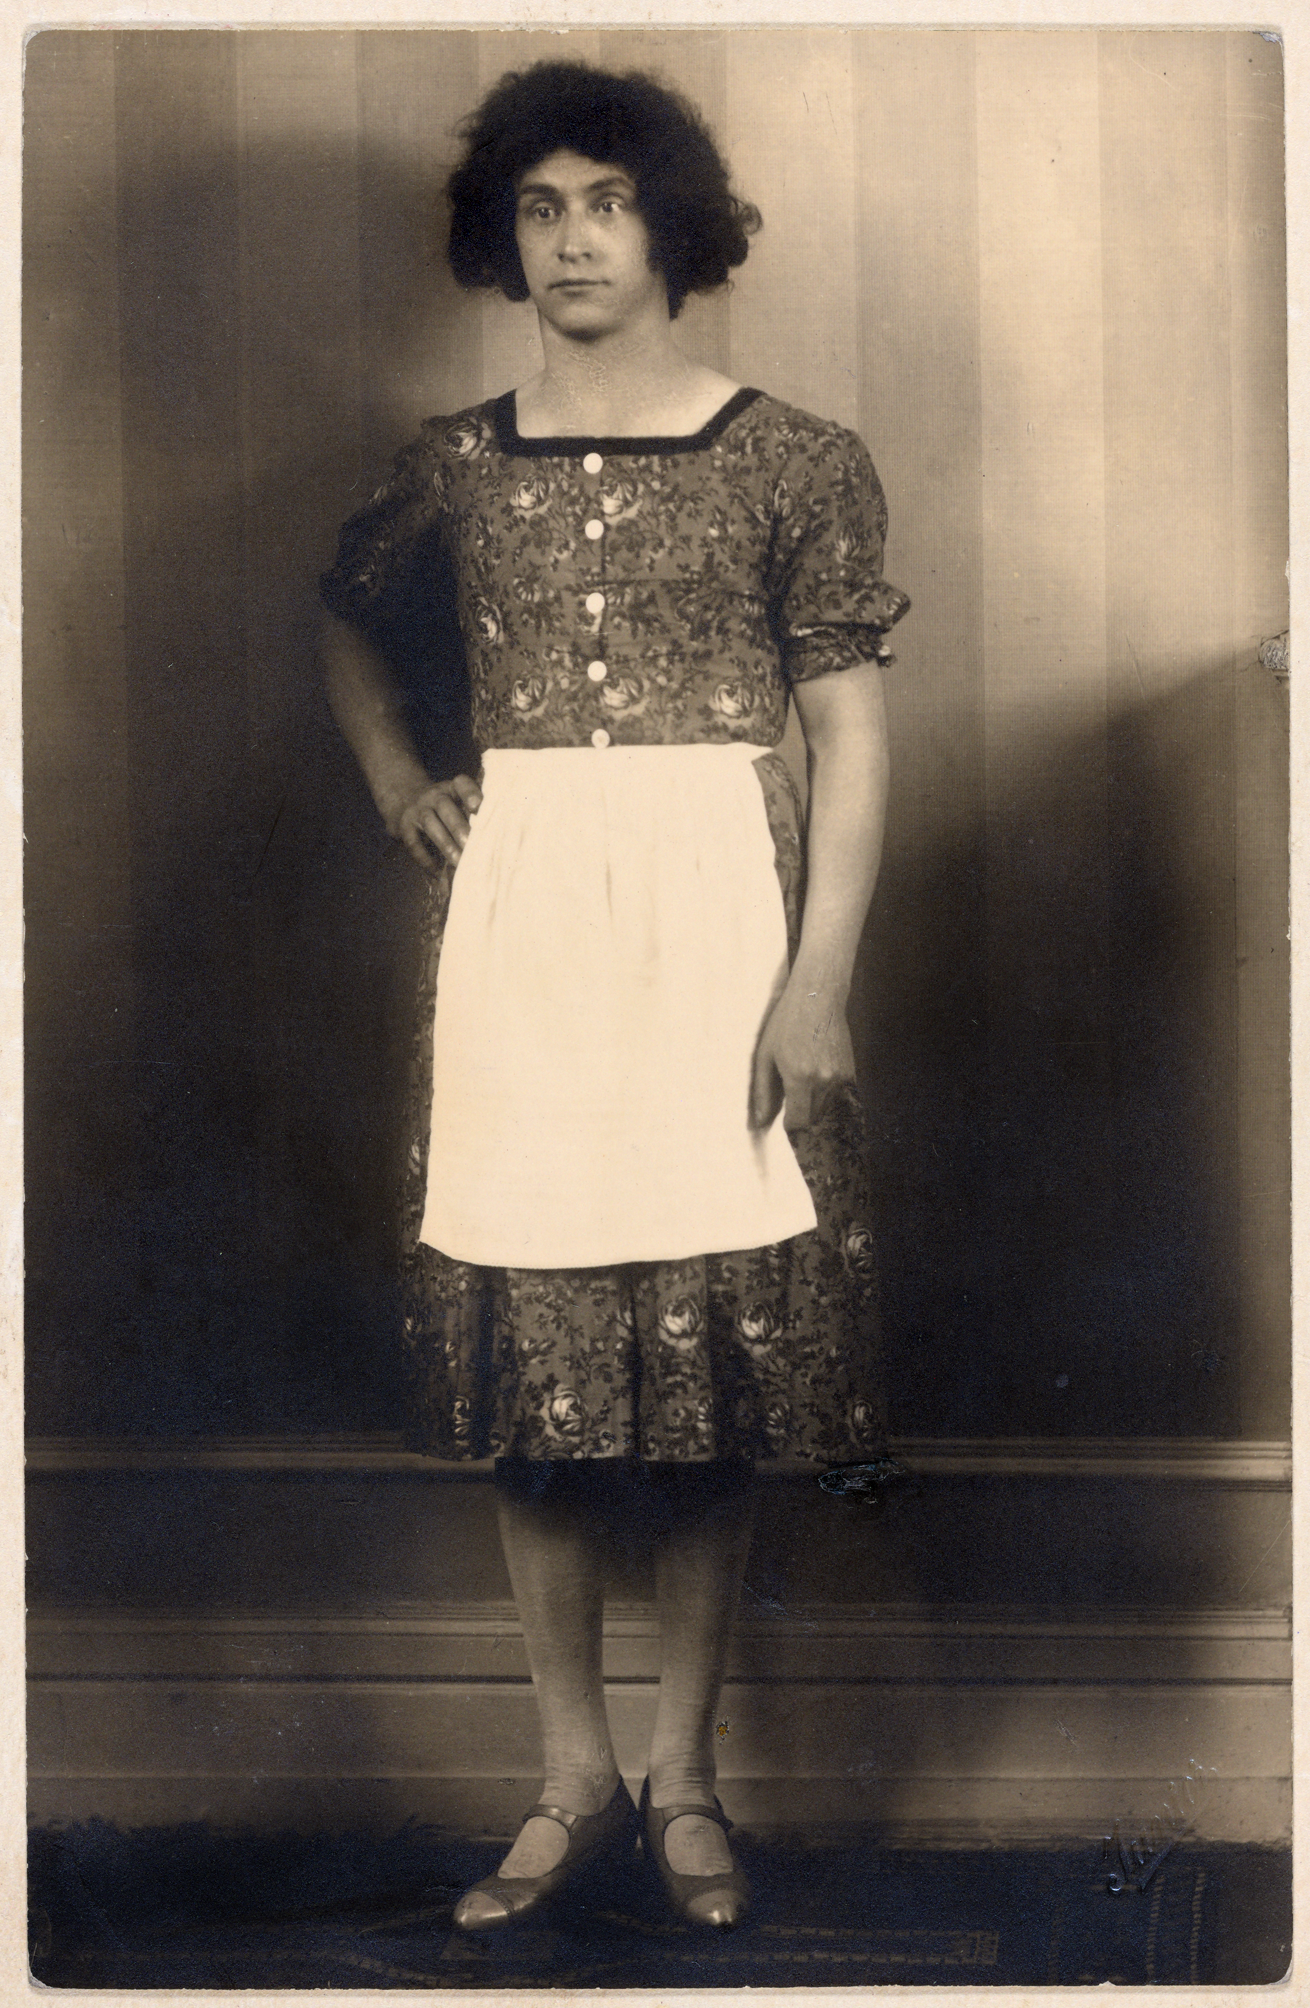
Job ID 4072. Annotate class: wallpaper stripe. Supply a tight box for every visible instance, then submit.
[22,32,135,1375]
[233,34,364,1326]
[113,32,261,1409]
[1225,34,1290,1438]
[974,34,1113,1403]
[357,31,482,448]
[723,31,859,430]
[1099,32,1241,1418]
[851,31,990,1382]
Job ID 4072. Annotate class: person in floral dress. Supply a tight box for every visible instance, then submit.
[321,60,908,1933]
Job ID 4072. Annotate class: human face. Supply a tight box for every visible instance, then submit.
[514,150,667,339]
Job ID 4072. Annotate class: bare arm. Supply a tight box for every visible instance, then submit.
[750,662,890,1130]
[321,612,481,872]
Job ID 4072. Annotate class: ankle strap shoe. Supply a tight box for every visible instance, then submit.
[639,1777,750,1930]
[453,1779,638,1931]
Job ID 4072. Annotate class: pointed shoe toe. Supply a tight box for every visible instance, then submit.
[640,1780,751,1932]
[684,1879,751,1930]
[452,1885,515,1932]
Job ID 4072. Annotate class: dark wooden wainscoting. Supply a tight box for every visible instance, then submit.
[28,1435,1290,1846]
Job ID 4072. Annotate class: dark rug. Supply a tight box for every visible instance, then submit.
[29,1821,1290,1989]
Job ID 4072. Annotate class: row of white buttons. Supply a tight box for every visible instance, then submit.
[584,501,605,739]
[579,457,609,741]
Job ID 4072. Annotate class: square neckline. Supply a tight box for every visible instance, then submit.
[493,385,762,458]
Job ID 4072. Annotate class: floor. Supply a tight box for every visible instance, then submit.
[29,1821,1290,1988]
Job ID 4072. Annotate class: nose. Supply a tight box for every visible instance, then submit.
[557,204,592,262]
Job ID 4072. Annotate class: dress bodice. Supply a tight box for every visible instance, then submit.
[321,388,909,752]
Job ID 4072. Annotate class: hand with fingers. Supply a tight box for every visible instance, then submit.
[389,774,483,872]
[749,976,856,1134]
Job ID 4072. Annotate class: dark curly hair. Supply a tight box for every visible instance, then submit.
[446,61,761,319]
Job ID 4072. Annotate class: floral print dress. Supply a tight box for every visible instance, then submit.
[321,387,909,1464]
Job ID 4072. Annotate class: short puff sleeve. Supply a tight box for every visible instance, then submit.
[320,427,470,769]
[319,427,450,654]
[766,424,910,684]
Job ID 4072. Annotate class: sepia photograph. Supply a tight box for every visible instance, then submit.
[22,23,1291,1989]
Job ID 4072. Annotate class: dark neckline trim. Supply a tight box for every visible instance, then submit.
[493,385,763,457]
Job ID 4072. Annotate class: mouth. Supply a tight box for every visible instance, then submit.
[551,279,604,291]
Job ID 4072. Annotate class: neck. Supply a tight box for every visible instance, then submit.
[529,312,700,435]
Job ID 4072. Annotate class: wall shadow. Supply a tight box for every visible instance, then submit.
[866,674,1245,1442]
[25,132,468,1436]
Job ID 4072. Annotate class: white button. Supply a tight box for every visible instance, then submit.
[584,518,605,540]
[587,659,608,682]
[591,727,611,748]
[582,451,603,475]
[585,590,606,615]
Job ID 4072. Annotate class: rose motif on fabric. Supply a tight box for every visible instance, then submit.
[473,597,503,645]
[511,476,551,514]
[513,576,550,605]
[510,674,549,715]
[772,478,794,522]
[843,1224,877,1279]
[736,1304,781,1360]
[658,1296,703,1350]
[446,415,490,459]
[764,1401,792,1443]
[450,1396,472,1442]
[613,1303,636,1335]
[834,525,865,563]
[599,478,643,522]
[850,1399,873,1432]
[546,1387,585,1437]
[599,674,645,714]
[711,681,754,719]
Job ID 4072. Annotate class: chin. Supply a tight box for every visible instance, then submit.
[548,307,620,340]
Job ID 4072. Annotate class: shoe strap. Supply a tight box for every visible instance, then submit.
[523,1801,586,1833]
[652,1798,734,1834]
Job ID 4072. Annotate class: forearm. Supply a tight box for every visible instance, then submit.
[321,613,431,833]
[791,664,890,1000]
[748,664,888,1130]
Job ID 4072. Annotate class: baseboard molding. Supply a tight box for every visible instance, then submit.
[28,1600,1292,1683]
[25,1433,1292,1485]
[29,1601,1291,1846]
[26,1775,1291,1849]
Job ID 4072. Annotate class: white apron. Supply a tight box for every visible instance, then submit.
[419,743,817,1269]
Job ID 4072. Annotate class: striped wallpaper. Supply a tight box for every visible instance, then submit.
[24,29,1287,1441]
